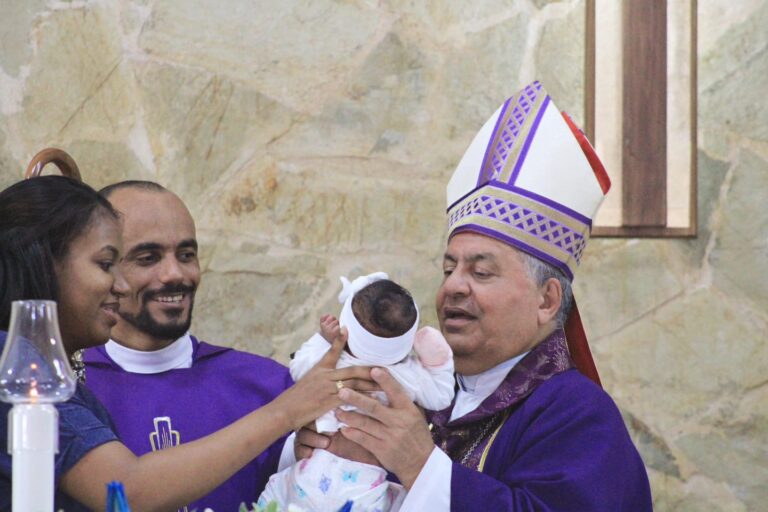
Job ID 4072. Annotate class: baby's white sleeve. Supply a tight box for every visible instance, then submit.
[289,333,331,381]
[388,356,456,411]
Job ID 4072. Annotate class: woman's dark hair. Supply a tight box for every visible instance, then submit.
[0,176,118,329]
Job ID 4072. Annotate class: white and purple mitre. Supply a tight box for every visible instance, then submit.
[446,80,611,280]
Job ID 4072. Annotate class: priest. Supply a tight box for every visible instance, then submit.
[83,181,293,511]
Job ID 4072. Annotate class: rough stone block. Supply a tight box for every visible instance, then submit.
[710,149,768,310]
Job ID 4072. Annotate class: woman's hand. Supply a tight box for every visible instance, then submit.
[274,328,377,430]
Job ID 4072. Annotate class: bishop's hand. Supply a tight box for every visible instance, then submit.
[336,367,434,489]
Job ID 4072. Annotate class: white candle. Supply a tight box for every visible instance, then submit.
[9,404,58,511]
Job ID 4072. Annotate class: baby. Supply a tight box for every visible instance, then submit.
[258,272,455,512]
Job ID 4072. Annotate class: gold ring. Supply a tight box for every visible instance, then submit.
[335,380,344,392]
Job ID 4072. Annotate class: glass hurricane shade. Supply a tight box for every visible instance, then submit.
[0,301,77,404]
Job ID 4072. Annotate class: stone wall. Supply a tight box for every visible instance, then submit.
[1,1,766,509]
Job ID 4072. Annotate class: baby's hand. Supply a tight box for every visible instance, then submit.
[320,314,340,343]
[413,326,453,367]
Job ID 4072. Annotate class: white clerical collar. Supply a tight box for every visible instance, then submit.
[105,332,193,374]
[450,351,529,422]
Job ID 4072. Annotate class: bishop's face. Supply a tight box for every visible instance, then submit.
[436,232,545,376]
[107,188,200,348]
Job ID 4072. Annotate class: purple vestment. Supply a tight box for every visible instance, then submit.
[427,331,652,511]
[83,336,293,512]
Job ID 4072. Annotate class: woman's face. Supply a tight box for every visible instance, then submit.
[55,213,127,352]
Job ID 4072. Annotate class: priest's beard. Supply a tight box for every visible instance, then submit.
[120,284,196,341]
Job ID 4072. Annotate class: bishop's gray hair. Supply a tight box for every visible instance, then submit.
[518,252,573,329]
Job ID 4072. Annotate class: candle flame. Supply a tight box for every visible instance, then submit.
[29,364,40,403]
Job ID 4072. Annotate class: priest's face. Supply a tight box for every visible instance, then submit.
[436,232,547,376]
[107,188,200,346]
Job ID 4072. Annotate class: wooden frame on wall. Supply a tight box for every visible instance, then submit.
[585,0,698,238]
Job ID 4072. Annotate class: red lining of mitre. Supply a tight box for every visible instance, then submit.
[561,112,611,195]
[564,300,602,388]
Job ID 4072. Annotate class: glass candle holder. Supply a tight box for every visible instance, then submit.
[0,300,77,511]
[0,300,76,403]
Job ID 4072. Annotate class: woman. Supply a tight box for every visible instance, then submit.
[0,176,370,510]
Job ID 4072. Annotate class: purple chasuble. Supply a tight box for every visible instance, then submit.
[83,336,293,512]
[427,330,652,511]
[428,329,573,469]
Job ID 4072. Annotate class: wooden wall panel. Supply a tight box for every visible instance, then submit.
[621,0,667,227]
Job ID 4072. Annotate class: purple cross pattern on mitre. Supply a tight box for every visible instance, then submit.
[479,81,544,186]
[449,194,587,262]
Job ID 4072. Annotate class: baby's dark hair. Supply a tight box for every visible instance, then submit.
[351,279,417,338]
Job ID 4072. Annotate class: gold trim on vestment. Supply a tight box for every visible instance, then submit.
[478,409,513,472]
